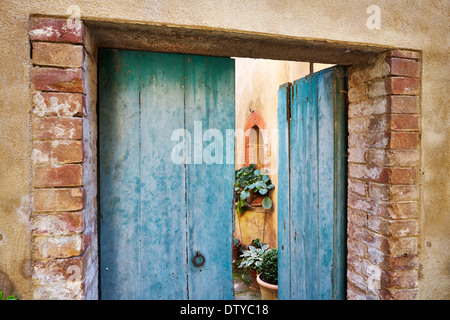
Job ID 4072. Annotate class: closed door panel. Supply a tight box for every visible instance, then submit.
[99,49,235,300]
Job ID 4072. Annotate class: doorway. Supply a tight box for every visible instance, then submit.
[233,59,347,300]
[98,49,347,299]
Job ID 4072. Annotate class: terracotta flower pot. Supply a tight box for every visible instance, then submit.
[257,274,278,300]
[249,194,263,206]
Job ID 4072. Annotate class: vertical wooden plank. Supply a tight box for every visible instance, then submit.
[184,55,235,300]
[139,51,187,299]
[317,68,336,300]
[289,78,306,299]
[277,82,291,300]
[98,49,141,300]
[333,66,347,300]
[304,75,319,299]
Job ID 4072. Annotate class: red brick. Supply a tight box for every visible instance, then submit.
[348,117,368,132]
[33,164,82,188]
[347,268,367,292]
[347,82,367,103]
[368,184,418,202]
[389,237,418,257]
[32,68,83,93]
[33,117,82,140]
[385,77,420,95]
[379,168,416,184]
[33,256,83,282]
[381,270,418,289]
[349,164,416,184]
[33,188,84,212]
[387,58,420,78]
[348,163,384,182]
[33,281,83,300]
[389,220,419,237]
[348,192,374,213]
[388,96,419,114]
[387,150,419,167]
[348,147,366,163]
[389,254,420,271]
[33,140,82,164]
[347,238,367,258]
[368,183,389,201]
[32,42,83,68]
[34,234,83,260]
[390,114,419,131]
[381,202,419,220]
[363,229,389,252]
[347,251,364,273]
[367,217,418,237]
[368,79,387,98]
[32,211,83,235]
[390,132,419,150]
[348,132,390,149]
[379,288,418,300]
[348,222,368,241]
[348,97,388,117]
[390,185,418,201]
[29,17,83,43]
[366,149,388,167]
[348,178,367,196]
[348,207,367,227]
[368,114,389,132]
[388,50,420,60]
[33,92,84,117]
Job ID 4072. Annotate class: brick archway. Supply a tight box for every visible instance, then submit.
[243,110,271,171]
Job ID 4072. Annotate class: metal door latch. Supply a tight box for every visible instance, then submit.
[192,251,205,267]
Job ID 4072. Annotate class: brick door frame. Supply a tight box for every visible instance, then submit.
[28,17,421,300]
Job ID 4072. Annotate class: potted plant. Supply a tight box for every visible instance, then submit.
[238,242,269,288]
[234,164,275,214]
[250,238,266,249]
[257,248,278,300]
[232,238,242,261]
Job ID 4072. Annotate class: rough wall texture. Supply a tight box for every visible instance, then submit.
[0,0,448,299]
[29,17,97,299]
[346,51,421,299]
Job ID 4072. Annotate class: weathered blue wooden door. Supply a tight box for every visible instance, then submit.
[98,49,235,300]
[278,66,347,300]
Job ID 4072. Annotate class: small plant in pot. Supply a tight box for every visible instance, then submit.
[238,243,269,288]
[232,238,242,261]
[257,248,278,300]
[234,164,275,214]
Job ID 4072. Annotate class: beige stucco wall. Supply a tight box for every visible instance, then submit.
[0,0,448,299]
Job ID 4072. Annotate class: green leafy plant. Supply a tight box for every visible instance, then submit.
[250,238,266,249]
[0,289,17,300]
[234,164,275,213]
[259,248,278,285]
[233,238,242,248]
[238,244,269,273]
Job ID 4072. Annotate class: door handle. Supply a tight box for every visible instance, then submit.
[192,251,205,267]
